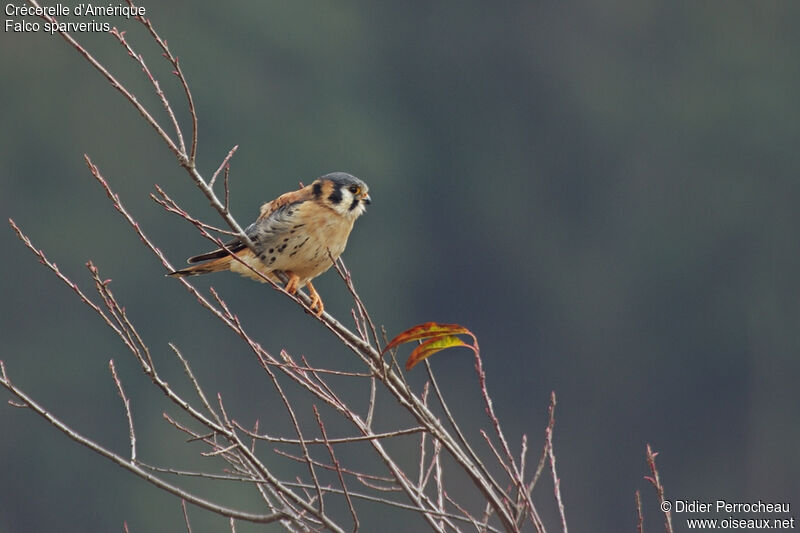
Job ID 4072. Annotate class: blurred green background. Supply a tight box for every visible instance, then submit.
[2,2,799,532]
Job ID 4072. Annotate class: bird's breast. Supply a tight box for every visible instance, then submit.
[254,214,355,284]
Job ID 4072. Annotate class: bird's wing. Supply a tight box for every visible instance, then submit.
[185,186,313,264]
[248,199,312,251]
[257,184,313,221]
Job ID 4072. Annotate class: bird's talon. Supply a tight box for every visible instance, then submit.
[284,272,300,295]
[307,281,324,316]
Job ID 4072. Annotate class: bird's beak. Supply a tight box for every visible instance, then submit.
[361,193,371,205]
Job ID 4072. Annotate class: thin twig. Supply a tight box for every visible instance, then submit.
[331,256,381,351]
[168,343,221,426]
[433,439,444,532]
[139,462,262,483]
[635,490,644,533]
[545,392,567,533]
[234,423,425,445]
[313,406,359,531]
[274,448,397,485]
[181,500,193,533]
[224,164,231,213]
[515,434,528,523]
[109,360,137,462]
[109,26,186,156]
[210,145,238,188]
[123,0,199,164]
[418,382,430,493]
[645,444,673,533]
[472,341,527,509]
[89,262,155,373]
[528,391,557,495]
[152,186,239,236]
[445,491,488,532]
[425,360,510,509]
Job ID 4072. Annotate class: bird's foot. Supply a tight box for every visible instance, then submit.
[284,272,301,295]
[306,281,324,316]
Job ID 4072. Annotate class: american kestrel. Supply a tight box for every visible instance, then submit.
[169,172,371,316]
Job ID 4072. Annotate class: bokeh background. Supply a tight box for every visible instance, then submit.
[2,2,799,532]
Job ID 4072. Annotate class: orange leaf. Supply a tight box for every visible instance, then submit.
[382,322,472,354]
[405,335,472,370]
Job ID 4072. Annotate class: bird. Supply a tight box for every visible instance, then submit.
[168,172,371,316]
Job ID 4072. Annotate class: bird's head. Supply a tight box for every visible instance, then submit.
[313,172,371,219]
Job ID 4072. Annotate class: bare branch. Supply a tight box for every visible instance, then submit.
[152,186,239,237]
[6,6,583,531]
[234,423,425,445]
[109,359,137,462]
[108,26,187,156]
[0,365,286,524]
[635,490,644,533]
[123,0,198,164]
[282,480,505,533]
[545,393,567,533]
[645,444,673,533]
[181,500,193,533]
[26,0,181,159]
[313,406,359,531]
[210,145,238,188]
[168,343,222,427]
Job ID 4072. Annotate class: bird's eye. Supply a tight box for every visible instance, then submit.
[349,185,359,194]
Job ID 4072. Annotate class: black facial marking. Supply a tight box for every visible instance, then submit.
[283,238,289,242]
[348,197,360,211]
[278,244,287,252]
[293,224,305,229]
[290,250,298,257]
[328,184,343,205]
[269,256,276,264]
[268,248,274,254]
[313,182,323,198]
[260,254,266,260]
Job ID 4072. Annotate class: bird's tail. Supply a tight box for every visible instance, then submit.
[167,255,234,277]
